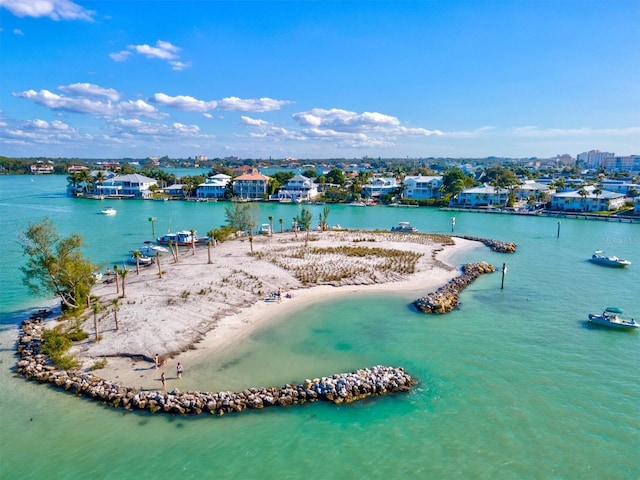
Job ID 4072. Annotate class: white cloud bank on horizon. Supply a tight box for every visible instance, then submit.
[151,93,292,113]
[0,0,94,21]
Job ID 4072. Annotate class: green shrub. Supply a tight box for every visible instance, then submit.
[89,358,108,371]
[66,330,89,342]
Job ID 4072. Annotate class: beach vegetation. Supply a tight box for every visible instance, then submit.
[89,358,108,371]
[225,202,258,233]
[20,217,97,313]
[41,328,78,369]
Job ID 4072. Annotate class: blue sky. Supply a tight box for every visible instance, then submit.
[1,0,638,160]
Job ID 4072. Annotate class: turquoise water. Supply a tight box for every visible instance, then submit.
[1,175,639,479]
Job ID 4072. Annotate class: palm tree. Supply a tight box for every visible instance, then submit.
[111,298,120,331]
[297,207,313,247]
[292,217,298,239]
[112,265,120,295]
[92,301,100,341]
[268,216,274,237]
[190,229,196,255]
[279,218,284,234]
[119,267,129,298]
[131,250,142,275]
[592,185,603,212]
[319,205,330,231]
[577,187,589,212]
[206,229,215,264]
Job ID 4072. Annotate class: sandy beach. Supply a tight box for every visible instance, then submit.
[71,230,482,389]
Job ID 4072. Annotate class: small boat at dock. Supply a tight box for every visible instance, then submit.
[157,230,208,246]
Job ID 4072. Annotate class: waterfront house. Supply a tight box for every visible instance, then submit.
[634,197,640,215]
[164,184,187,199]
[232,170,271,199]
[453,183,509,207]
[549,186,626,212]
[97,173,158,199]
[197,174,231,199]
[401,175,443,200]
[362,176,399,199]
[30,161,54,174]
[515,180,553,201]
[275,174,319,202]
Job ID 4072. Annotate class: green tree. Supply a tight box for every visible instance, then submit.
[130,250,143,274]
[20,218,97,312]
[296,207,313,246]
[319,206,331,231]
[224,202,258,233]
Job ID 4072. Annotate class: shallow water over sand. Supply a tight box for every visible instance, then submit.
[1,175,639,479]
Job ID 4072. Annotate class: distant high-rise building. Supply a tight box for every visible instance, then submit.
[577,150,614,169]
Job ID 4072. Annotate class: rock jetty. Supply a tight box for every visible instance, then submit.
[454,235,517,253]
[14,318,417,416]
[413,262,496,314]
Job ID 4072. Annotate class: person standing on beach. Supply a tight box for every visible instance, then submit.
[161,371,166,390]
[177,362,183,379]
[154,354,159,369]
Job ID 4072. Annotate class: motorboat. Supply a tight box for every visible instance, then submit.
[589,250,631,267]
[260,223,272,234]
[127,253,153,266]
[101,207,117,215]
[588,307,638,330]
[157,230,208,246]
[139,242,169,257]
[391,221,418,233]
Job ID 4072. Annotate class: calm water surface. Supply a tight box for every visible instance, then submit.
[1,175,638,479]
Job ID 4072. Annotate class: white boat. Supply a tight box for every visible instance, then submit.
[260,223,272,234]
[101,207,117,215]
[127,253,153,265]
[391,221,418,233]
[589,250,631,267]
[139,242,169,257]
[588,307,638,330]
[157,230,208,246]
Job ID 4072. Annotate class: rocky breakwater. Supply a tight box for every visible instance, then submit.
[15,318,417,416]
[454,235,517,253]
[414,262,496,314]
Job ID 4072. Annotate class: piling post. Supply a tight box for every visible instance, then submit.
[501,263,507,289]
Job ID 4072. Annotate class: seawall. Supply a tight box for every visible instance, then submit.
[14,318,417,416]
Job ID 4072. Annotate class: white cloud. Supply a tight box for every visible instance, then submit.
[13,28,24,35]
[110,40,190,70]
[108,118,205,139]
[151,93,217,112]
[151,93,291,113]
[0,0,95,21]
[58,83,121,102]
[240,116,305,141]
[14,85,162,119]
[109,50,131,62]
[130,41,180,60]
[283,107,442,148]
[218,96,292,112]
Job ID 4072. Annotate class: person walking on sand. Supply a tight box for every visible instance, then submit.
[177,362,183,379]
[161,371,166,390]
[154,354,159,369]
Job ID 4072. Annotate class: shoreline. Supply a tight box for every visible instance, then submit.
[79,233,483,390]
